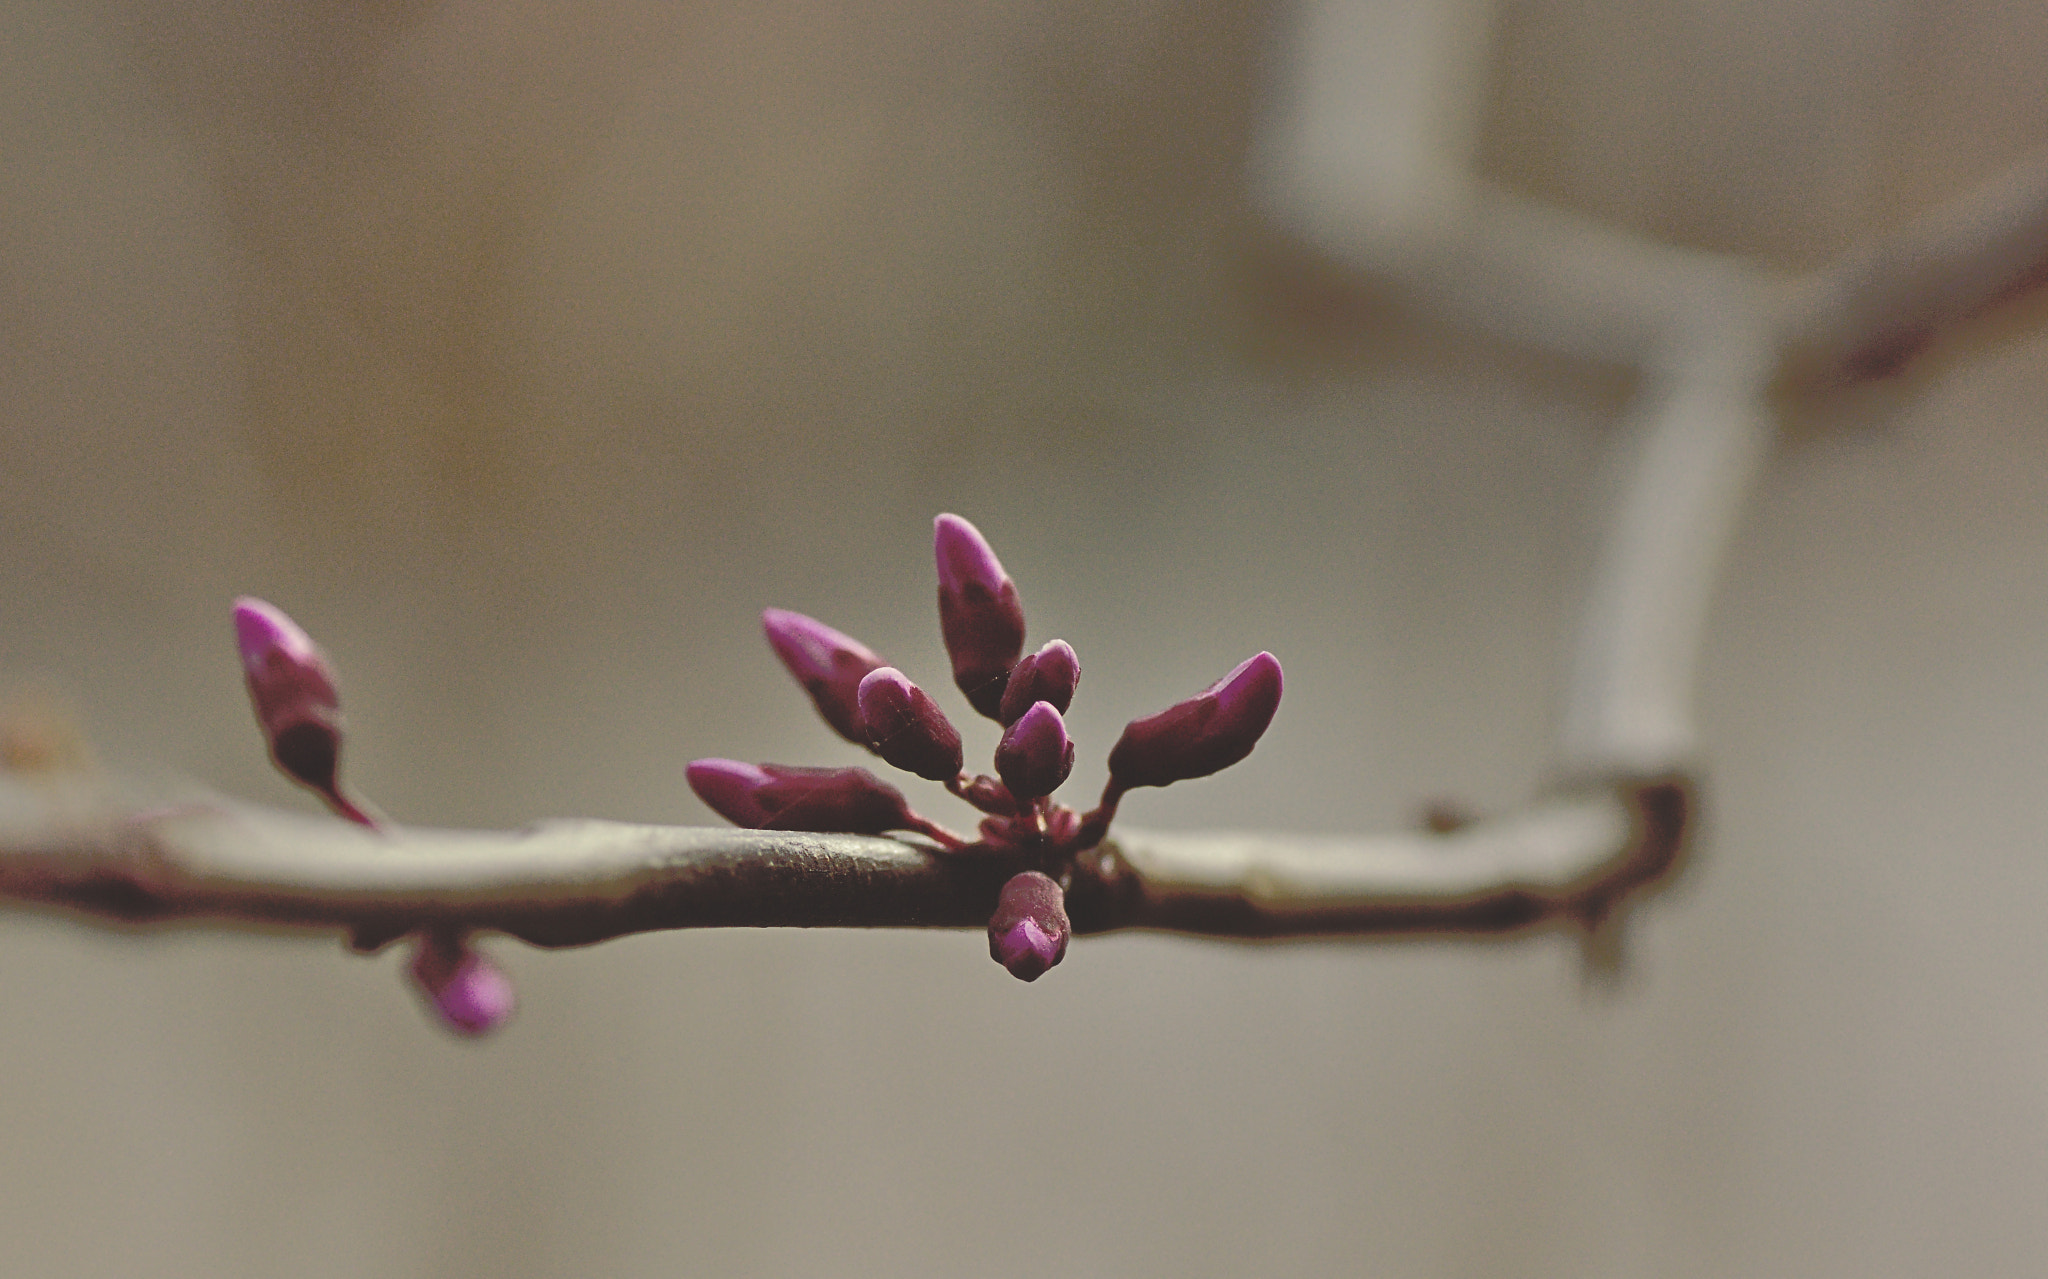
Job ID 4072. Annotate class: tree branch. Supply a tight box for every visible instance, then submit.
[0,768,1687,950]
[1779,144,2048,385]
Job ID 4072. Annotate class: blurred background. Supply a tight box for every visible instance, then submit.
[6,0,2048,1274]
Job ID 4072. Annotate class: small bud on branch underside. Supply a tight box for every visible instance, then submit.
[988,870,1069,981]
[411,930,517,1036]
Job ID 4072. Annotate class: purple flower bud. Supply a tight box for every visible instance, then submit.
[687,759,917,835]
[1105,651,1284,790]
[997,639,1080,725]
[934,514,1027,721]
[987,870,1070,981]
[762,609,887,744]
[856,667,965,781]
[410,934,515,1036]
[994,701,1075,801]
[686,759,779,826]
[232,597,344,796]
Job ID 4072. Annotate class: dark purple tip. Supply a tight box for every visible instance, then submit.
[987,870,1070,981]
[687,759,916,835]
[994,701,1075,801]
[933,515,1027,721]
[762,609,887,744]
[232,597,345,795]
[997,639,1080,725]
[1105,651,1283,791]
[856,667,965,781]
[409,935,516,1036]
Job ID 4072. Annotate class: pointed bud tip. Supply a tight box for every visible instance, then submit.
[687,758,774,789]
[761,608,878,665]
[1218,651,1283,704]
[993,919,1061,981]
[857,665,915,701]
[686,758,775,826]
[1008,701,1069,766]
[933,514,1009,596]
[232,597,320,673]
[761,609,886,744]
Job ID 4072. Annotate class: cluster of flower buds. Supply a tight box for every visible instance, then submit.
[233,598,514,1036]
[689,514,1283,982]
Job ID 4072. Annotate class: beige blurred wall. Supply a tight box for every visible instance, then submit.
[5,0,2048,1275]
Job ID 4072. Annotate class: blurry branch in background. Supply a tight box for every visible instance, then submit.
[1778,144,2048,384]
[1263,8,2048,757]
[1259,0,2048,387]
[1250,0,2048,948]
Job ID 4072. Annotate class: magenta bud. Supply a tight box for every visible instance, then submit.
[856,667,964,781]
[232,597,345,795]
[987,871,1070,981]
[762,609,887,744]
[934,514,1027,721]
[409,935,515,1036]
[997,639,1080,725]
[686,759,779,826]
[687,759,917,835]
[994,701,1075,801]
[1105,651,1284,790]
